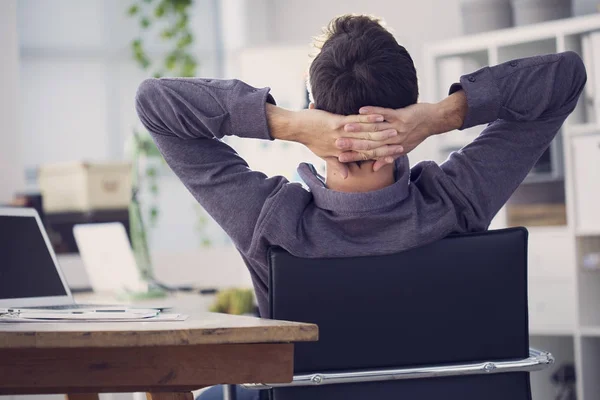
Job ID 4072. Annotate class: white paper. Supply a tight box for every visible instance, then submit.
[0,308,188,323]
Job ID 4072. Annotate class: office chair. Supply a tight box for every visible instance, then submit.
[244,227,553,400]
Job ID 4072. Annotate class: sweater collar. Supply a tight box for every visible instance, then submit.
[297,156,410,213]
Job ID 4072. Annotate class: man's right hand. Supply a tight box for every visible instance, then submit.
[336,90,468,171]
[337,103,438,170]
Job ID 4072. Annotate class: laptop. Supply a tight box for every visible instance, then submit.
[73,222,148,294]
[0,207,125,309]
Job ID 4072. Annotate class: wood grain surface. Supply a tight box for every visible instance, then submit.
[0,343,294,394]
[0,311,318,349]
[146,392,193,400]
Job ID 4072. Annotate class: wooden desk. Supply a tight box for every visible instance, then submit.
[0,312,318,400]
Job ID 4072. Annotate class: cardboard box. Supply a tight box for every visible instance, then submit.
[39,161,132,213]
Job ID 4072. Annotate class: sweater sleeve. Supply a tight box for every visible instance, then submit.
[439,51,587,230]
[135,77,286,256]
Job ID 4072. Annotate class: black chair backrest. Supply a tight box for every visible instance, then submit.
[268,227,531,400]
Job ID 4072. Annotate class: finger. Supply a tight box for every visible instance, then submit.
[370,145,405,159]
[338,151,365,163]
[336,138,380,151]
[338,145,404,162]
[336,132,397,150]
[343,114,385,124]
[373,156,398,172]
[359,106,395,117]
[344,122,394,133]
[325,157,349,179]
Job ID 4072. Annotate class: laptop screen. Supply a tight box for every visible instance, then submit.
[0,215,67,299]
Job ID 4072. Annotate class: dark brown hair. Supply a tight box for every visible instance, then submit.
[308,15,418,115]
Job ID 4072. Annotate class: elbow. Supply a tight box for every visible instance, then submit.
[562,51,588,94]
[135,78,162,130]
[135,78,161,108]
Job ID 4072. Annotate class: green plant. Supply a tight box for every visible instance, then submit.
[210,288,256,315]
[126,0,198,279]
[127,0,198,78]
[128,130,161,282]
[127,0,198,227]
[132,131,162,228]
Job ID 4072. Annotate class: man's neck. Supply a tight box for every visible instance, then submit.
[325,161,396,193]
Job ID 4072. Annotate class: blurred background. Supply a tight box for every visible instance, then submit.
[1,0,600,399]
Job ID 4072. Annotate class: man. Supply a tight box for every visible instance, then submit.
[136,14,585,399]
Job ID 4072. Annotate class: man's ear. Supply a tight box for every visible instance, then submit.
[308,102,315,110]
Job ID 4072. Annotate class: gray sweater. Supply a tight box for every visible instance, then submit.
[136,52,586,316]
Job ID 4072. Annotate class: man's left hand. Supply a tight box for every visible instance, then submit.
[268,104,405,177]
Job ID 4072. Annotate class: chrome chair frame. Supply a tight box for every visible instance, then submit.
[243,348,553,390]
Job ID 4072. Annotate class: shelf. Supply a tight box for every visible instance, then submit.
[425,14,600,57]
[528,226,571,235]
[576,229,600,237]
[523,173,565,184]
[581,337,600,400]
[424,13,600,400]
[530,327,576,336]
[497,38,557,63]
[565,123,600,137]
[581,326,600,337]
[529,335,576,400]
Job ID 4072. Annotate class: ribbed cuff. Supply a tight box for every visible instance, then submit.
[229,81,277,140]
[449,66,502,130]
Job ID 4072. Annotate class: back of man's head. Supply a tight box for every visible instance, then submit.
[308,15,418,115]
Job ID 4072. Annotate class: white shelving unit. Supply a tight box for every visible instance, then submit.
[424,14,600,400]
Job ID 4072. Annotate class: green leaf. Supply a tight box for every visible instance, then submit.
[150,207,159,219]
[181,65,195,77]
[140,57,151,69]
[143,141,162,157]
[140,16,151,28]
[180,54,197,77]
[150,183,159,195]
[176,32,193,49]
[160,29,175,39]
[175,14,188,29]
[146,166,157,177]
[127,4,139,16]
[154,4,165,17]
[165,53,178,70]
[153,71,163,78]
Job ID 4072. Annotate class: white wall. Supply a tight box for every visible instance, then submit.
[0,0,24,202]
[17,0,220,166]
[266,0,462,80]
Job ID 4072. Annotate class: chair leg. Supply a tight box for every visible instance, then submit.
[222,385,237,400]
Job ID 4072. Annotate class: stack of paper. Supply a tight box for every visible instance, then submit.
[0,308,187,323]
